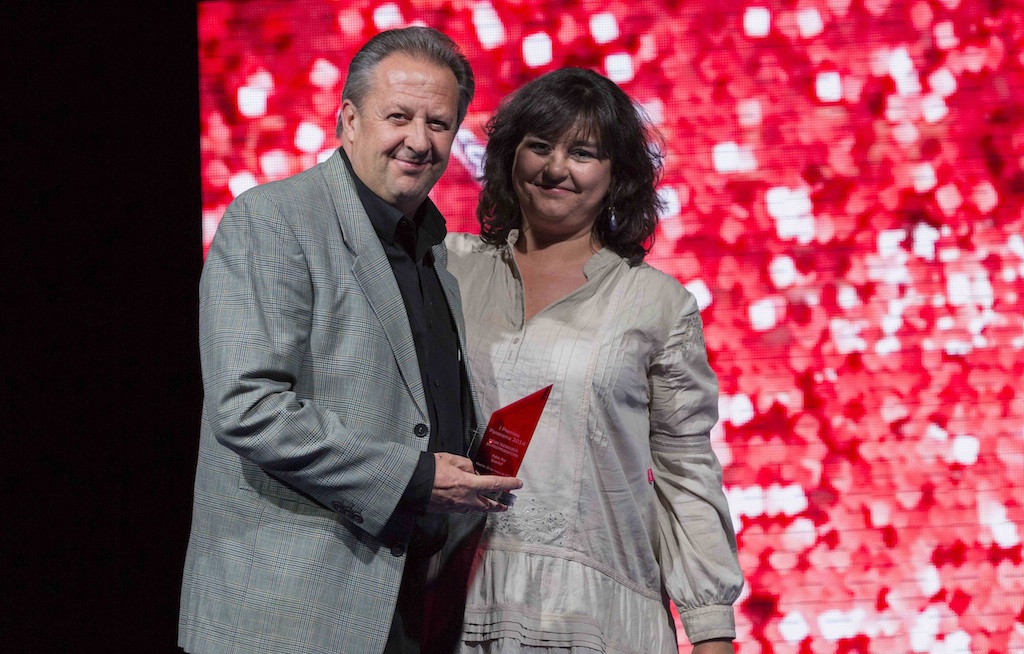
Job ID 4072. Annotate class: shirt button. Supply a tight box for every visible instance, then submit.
[433,380,440,387]
[512,337,521,344]
[414,423,428,437]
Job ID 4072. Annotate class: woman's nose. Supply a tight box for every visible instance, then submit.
[543,153,567,178]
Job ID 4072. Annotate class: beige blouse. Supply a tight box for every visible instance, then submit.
[446,232,743,653]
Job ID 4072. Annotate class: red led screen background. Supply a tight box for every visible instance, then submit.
[198,1,1024,652]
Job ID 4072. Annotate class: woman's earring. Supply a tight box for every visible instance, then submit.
[608,206,619,232]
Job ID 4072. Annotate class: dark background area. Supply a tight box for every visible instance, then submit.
[6,4,202,652]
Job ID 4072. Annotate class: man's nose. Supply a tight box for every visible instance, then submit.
[404,120,431,154]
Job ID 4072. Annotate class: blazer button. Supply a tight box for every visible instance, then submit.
[351,512,363,524]
[332,502,344,513]
[391,545,406,557]
[414,423,428,437]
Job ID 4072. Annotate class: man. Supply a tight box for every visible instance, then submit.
[179,27,521,654]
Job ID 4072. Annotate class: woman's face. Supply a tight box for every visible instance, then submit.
[511,127,612,241]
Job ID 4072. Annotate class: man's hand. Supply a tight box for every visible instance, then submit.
[428,452,523,513]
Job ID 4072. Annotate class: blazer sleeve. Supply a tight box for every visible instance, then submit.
[648,304,744,644]
[199,187,423,540]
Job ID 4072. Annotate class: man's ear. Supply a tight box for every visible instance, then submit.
[339,99,359,143]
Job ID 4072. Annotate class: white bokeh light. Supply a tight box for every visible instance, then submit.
[766,186,815,243]
[972,181,998,214]
[929,67,957,97]
[922,93,949,123]
[259,149,290,180]
[797,8,824,38]
[522,32,553,68]
[372,3,404,30]
[737,98,762,126]
[604,52,634,83]
[934,20,958,50]
[911,606,941,652]
[830,317,867,354]
[912,163,937,193]
[237,86,268,118]
[750,297,780,331]
[889,46,922,96]
[782,518,817,551]
[684,278,713,311]
[818,608,867,641]
[657,186,681,219]
[238,70,274,118]
[815,71,843,103]
[769,255,797,289]
[946,272,972,306]
[472,1,505,50]
[979,499,1020,547]
[935,183,963,217]
[766,484,809,517]
[876,229,909,256]
[916,564,941,596]
[590,12,619,45]
[722,393,755,426]
[713,141,757,173]
[743,7,771,38]
[779,611,810,643]
[294,122,326,154]
[949,434,980,465]
[728,485,765,519]
[912,222,941,260]
[228,171,258,198]
[309,58,340,89]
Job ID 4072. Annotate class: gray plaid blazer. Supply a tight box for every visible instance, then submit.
[179,149,483,654]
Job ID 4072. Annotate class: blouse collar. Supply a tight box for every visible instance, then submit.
[504,229,622,279]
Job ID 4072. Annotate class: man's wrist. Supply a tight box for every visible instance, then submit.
[395,451,435,513]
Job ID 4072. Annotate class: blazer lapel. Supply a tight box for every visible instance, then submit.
[434,244,485,450]
[320,150,429,421]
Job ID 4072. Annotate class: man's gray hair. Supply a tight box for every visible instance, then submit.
[336,26,475,138]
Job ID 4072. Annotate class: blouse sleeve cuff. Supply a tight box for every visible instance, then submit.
[678,604,737,645]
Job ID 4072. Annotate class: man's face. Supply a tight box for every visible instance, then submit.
[340,53,461,217]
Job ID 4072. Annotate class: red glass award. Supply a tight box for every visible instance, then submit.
[474,384,553,507]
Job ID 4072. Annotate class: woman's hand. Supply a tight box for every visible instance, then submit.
[691,639,734,654]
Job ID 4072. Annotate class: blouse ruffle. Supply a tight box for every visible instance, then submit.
[459,547,677,654]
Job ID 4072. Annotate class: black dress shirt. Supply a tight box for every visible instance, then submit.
[339,150,467,654]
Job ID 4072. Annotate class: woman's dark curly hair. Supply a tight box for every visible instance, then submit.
[477,68,663,266]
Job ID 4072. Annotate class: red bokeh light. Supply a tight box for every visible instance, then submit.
[198,1,1024,652]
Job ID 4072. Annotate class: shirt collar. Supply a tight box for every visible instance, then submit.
[339,148,446,255]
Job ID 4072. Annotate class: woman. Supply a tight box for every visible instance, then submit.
[446,68,743,653]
